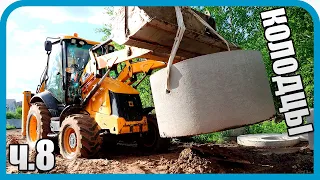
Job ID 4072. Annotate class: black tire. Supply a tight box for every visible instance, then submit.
[101,135,118,151]
[26,102,51,148]
[58,114,102,159]
[137,115,170,152]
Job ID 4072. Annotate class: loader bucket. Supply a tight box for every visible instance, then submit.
[112,6,239,60]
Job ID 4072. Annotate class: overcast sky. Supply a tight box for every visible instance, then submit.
[4,4,110,101]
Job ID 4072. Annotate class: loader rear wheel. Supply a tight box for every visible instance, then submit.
[58,114,102,159]
[137,115,170,152]
[26,102,51,148]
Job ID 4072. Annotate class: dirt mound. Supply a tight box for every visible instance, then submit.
[6,134,21,160]
[49,148,219,174]
[164,148,215,173]
[6,135,20,146]
[6,131,27,174]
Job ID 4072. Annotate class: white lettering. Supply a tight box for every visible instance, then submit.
[268,40,295,59]
[288,124,314,136]
[265,24,291,42]
[261,8,287,27]
[284,108,309,127]
[279,92,307,113]
[272,75,303,96]
[273,57,298,74]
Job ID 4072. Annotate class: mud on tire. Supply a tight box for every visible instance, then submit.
[58,114,102,159]
[26,102,51,148]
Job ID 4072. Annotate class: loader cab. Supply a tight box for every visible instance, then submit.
[43,35,99,105]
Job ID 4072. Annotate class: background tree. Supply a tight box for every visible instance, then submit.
[6,107,22,119]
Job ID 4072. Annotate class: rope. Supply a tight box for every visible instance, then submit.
[187,7,231,51]
[165,7,231,93]
[165,6,186,93]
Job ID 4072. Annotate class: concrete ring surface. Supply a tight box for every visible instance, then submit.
[150,50,276,138]
[237,133,301,147]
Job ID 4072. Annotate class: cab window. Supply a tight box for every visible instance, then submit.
[46,43,64,103]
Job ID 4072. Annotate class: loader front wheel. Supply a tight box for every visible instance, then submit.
[26,102,51,148]
[58,114,102,159]
[137,115,170,152]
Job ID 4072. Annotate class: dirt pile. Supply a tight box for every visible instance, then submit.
[6,133,22,174]
[6,135,19,146]
[6,134,22,158]
[162,148,216,173]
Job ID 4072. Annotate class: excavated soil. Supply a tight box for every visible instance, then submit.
[6,129,314,174]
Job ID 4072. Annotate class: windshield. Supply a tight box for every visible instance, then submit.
[67,43,92,72]
[66,41,93,104]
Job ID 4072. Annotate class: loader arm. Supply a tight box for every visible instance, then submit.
[116,60,167,85]
[94,45,184,70]
[80,45,168,98]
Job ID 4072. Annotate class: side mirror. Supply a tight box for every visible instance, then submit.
[44,40,52,52]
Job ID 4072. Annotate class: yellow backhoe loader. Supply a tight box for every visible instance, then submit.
[21,34,175,159]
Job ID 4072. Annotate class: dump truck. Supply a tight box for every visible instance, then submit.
[21,6,275,160]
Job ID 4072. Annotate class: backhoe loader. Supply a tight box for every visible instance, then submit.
[21,6,240,160]
[21,34,176,159]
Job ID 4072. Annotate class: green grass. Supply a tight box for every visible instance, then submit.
[6,107,22,119]
[191,120,287,143]
[6,124,16,130]
[192,130,231,144]
[244,120,287,134]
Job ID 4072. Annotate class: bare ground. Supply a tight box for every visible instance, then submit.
[6,129,314,174]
